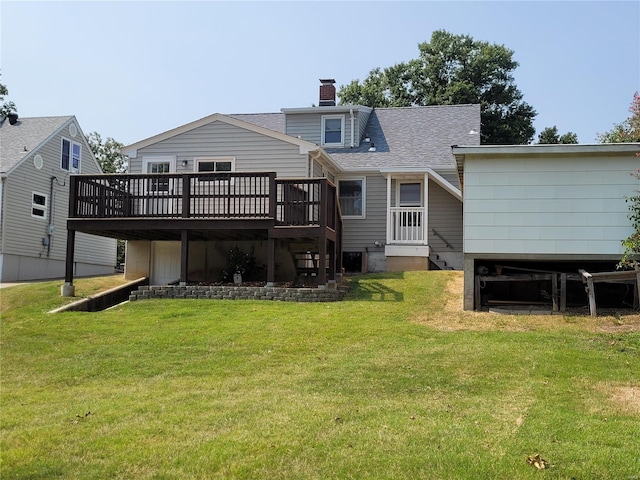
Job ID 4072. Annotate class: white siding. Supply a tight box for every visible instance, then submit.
[131,121,308,178]
[463,154,639,255]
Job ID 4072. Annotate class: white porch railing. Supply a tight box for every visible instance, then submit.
[388,207,427,244]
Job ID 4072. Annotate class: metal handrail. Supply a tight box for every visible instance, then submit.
[432,228,454,249]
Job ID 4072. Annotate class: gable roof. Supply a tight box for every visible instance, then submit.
[0,116,74,173]
[324,104,481,172]
[122,112,318,156]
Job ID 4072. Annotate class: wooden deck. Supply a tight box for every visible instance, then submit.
[64,172,342,288]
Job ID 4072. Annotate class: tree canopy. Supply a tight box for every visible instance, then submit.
[338,30,537,145]
[537,126,578,144]
[0,71,17,118]
[85,132,126,173]
[597,92,640,143]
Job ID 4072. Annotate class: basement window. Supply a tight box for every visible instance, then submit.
[31,192,47,219]
[342,252,363,273]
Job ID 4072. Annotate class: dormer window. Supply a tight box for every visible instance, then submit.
[321,115,344,146]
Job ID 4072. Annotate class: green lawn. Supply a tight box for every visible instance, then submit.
[1,272,638,479]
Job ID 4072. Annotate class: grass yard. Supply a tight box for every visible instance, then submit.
[1,271,639,479]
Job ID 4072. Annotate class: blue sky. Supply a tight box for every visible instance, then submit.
[1,1,639,146]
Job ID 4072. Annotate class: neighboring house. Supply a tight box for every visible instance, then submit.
[453,143,640,311]
[0,115,117,282]
[63,80,480,289]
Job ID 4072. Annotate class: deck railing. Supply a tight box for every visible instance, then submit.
[69,172,340,229]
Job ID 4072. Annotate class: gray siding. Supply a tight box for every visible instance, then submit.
[357,109,372,145]
[285,112,357,147]
[1,119,116,280]
[341,174,387,252]
[132,121,309,178]
[435,170,460,189]
[428,180,463,252]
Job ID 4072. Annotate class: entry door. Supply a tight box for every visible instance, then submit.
[151,241,181,285]
[143,157,175,216]
[398,182,423,241]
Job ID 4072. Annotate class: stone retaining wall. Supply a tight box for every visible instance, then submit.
[129,285,346,302]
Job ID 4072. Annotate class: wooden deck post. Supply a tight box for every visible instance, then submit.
[552,273,559,312]
[62,229,76,296]
[560,273,567,312]
[180,230,189,286]
[266,237,276,287]
[579,269,597,317]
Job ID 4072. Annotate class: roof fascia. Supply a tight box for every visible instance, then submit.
[5,116,76,177]
[281,105,373,115]
[380,167,462,201]
[452,143,640,157]
[123,113,320,157]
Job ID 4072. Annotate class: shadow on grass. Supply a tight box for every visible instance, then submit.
[344,273,405,302]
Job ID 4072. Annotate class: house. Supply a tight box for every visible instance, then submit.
[0,115,117,282]
[62,80,480,291]
[453,143,640,311]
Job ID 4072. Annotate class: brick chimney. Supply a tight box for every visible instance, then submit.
[319,79,336,106]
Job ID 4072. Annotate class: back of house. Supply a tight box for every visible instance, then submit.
[116,79,480,284]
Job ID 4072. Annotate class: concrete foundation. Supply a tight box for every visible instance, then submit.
[386,256,430,272]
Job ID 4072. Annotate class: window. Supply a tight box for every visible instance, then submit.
[148,162,171,192]
[195,157,235,174]
[338,178,365,217]
[32,192,47,219]
[61,138,81,173]
[399,183,421,206]
[322,115,344,146]
[143,157,175,192]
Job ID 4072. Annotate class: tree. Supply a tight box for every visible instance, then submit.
[85,132,126,173]
[338,30,537,145]
[537,126,578,144]
[597,92,640,143]
[0,71,17,118]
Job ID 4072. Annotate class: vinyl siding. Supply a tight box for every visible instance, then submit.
[428,180,463,251]
[1,120,116,278]
[285,112,358,147]
[341,174,386,251]
[131,121,308,178]
[463,154,638,255]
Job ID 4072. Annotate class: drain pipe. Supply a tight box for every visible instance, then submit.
[349,108,355,148]
[46,176,65,257]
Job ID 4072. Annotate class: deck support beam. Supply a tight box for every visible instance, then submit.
[266,237,276,287]
[180,230,189,286]
[62,229,76,297]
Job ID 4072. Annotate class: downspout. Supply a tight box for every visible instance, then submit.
[47,176,56,256]
[0,174,5,257]
[47,176,66,257]
[349,108,355,148]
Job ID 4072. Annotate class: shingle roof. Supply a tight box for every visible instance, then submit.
[0,116,73,173]
[232,104,481,172]
[324,104,481,171]
[228,113,286,133]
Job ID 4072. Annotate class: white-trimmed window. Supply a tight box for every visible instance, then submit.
[195,157,235,174]
[61,138,81,173]
[143,157,175,192]
[321,115,345,146]
[338,178,365,217]
[398,182,422,207]
[31,192,48,219]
